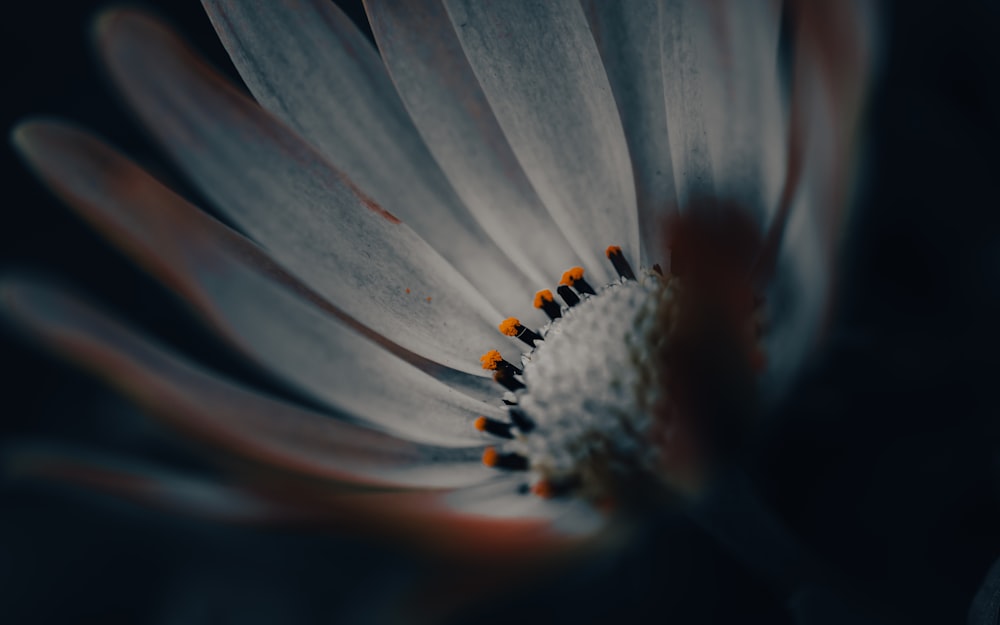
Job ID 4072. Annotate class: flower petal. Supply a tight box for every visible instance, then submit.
[442,0,639,283]
[364,0,582,285]
[659,0,785,220]
[760,1,877,399]
[5,446,306,523]
[95,10,529,370]
[12,121,509,444]
[199,1,543,320]
[14,446,598,561]
[0,276,497,487]
[582,0,677,267]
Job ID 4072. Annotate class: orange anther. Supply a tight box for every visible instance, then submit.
[533,289,554,308]
[498,317,521,337]
[559,267,585,286]
[473,416,488,432]
[531,480,554,499]
[482,447,499,467]
[479,350,503,370]
[605,245,622,258]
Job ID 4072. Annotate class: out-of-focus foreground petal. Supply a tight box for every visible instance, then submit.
[3,443,602,564]
[198,1,545,321]
[94,10,530,371]
[760,0,878,399]
[363,0,582,287]
[12,120,506,445]
[441,0,639,284]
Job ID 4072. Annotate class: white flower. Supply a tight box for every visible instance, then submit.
[5,0,875,571]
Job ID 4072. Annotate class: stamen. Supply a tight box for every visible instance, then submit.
[479,349,522,376]
[507,407,535,433]
[530,475,580,499]
[605,245,636,281]
[493,369,525,392]
[474,416,514,439]
[530,480,553,498]
[557,285,581,307]
[481,447,529,471]
[560,267,596,295]
[498,317,542,346]
[533,289,562,320]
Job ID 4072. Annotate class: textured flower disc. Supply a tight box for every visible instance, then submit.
[476,238,764,504]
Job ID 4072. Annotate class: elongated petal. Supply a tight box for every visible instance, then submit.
[0,277,498,487]
[583,0,677,267]
[659,0,785,221]
[5,446,306,523]
[8,445,599,562]
[96,11,528,370]
[442,0,639,283]
[365,0,582,286]
[200,1,543,320]
[761,1,877,399]
[12,121,508,444]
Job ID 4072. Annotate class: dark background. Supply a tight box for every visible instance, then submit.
[3,1,1000,624]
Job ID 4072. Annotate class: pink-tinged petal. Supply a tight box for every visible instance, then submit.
[94,11,531,369]
[303,485,602,562]
[0,277,498,488]
[441,0,639,284]
[5,446,309,524]
[364,0,582,286]
[12,121,509,444]
[759,1,878,399]
[7,446,600,563]
[200,1,543,322]
[582,0,677,267]
[659,0,785,221]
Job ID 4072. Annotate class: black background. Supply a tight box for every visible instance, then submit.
[3,1,1000,624]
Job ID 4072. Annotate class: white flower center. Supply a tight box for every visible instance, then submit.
[477,238,766,502]
[516,271,673,499]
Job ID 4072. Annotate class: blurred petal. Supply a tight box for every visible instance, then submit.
[5,444,604,563]
[200,0,543,321]
[442,0,639,283]
[0,277,498,487]
[583,0,677,267]
[365,0,582,286]
[95,11,530,371]
[5,446,306,523]
[760,1,877,399]
[12,121,508,444]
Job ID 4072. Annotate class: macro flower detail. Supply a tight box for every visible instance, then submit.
[5,0,875,609]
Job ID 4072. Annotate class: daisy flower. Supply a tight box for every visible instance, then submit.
[5,0,876,617]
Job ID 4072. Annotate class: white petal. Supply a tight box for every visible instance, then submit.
[200,1,542,321]
[761,1,878,400]
[12,121,509,444]
[96,11,528,372]
[659,0,784,221]
[0,277,497,488]
[583,0,677,267]
[442,0,640,283]
[365,0,583,287]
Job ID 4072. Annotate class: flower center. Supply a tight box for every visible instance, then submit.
[477,219,768,504]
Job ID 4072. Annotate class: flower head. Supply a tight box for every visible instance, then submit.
[4,0,877,615]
